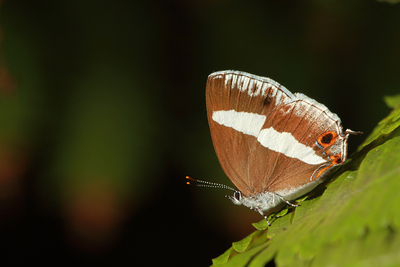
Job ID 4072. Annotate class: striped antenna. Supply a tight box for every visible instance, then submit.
[185,176,236,192]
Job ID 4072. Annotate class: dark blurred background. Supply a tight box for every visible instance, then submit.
[0,0,399,265]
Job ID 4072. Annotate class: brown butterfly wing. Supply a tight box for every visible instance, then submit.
[206,71,346,197]
[254,97,345,193]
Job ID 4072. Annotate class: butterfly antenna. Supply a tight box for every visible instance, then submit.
[186,176,236,192]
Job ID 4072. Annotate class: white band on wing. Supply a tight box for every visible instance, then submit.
[212,110,326,165]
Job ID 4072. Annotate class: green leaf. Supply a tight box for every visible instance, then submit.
[252,219,269,231]
[232,231,257,252]
[212,247,234,266]
[358,95,400,149]
[211,95,400,267]
[384,94,400,109]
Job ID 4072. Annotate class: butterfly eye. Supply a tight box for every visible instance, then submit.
[234,191,242,201]
[317,131,338,148]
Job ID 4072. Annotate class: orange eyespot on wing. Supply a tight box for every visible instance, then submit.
[329,153,343,165]
[317,131,338,148]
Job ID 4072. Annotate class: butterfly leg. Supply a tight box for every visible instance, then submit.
[263,215,271,226]
[274,193,300,207]
[253,207,271,226]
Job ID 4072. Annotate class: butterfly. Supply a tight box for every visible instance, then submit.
[188,70,361,225]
